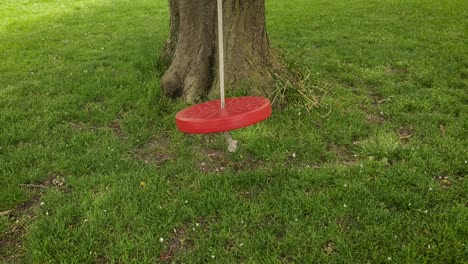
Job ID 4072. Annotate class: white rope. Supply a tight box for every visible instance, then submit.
[217,0,238,152]
[217,0,225,109]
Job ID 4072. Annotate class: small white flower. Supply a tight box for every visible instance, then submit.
[387,257,392,260]
[185,200,188,204]
[424,210,428,214]
[211,255,215,259]
[239,243,244,247]
[343,204,348,208]
[292,153,296,158]
[195,223,200,227]
[40,202,45,206]
[429,187,433,191]
[159,237,164,243]
[295,218,298,221]
[45,211,49,216]
[344,183,348,187]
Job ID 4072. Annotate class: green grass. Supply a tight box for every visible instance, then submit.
[1,0,467,263]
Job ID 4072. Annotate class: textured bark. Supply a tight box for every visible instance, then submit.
[161,0,285,101]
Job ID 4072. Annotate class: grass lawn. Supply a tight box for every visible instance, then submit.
[1,0,466,262]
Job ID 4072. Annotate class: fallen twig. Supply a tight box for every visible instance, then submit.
[160,244,177,261]
[0,209,13,217]
[439,124,446,137]
[20,184,48,189]
[310,120,322,127]
[399,134,413,140]
[377,99,389,104]
[317,107,333,118]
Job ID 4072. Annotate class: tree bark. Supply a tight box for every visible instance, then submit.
[161,0,285,102]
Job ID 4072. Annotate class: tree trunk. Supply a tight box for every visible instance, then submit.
[160,0,285,102]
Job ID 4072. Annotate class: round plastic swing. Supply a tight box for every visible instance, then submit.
[175,0,271,135]
[176,96,271,134]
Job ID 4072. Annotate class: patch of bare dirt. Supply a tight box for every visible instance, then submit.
[69,122,86,131]
[322,240,337,256]
[134,137,173,167]
[69,119,128,141]
[366,113,386,124]
[357,90,390,128]
[159,218,214,262]
[238,190,262,200]
[398,125,414,142]
[224,239,239,253]
[434,176,453,189]
[233,157,262,172]
[198,147,263,174]
[327,144,358,165]
[110,120,127,141]
[365,86,393,109]
[336,216,353,233]
[278,252,294,263]
[199,148,228,173]
[69,121,102,132]
[95,255,110,264]
[0,172,67,262]
[386,65,409,75]
[0,196,41,263]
